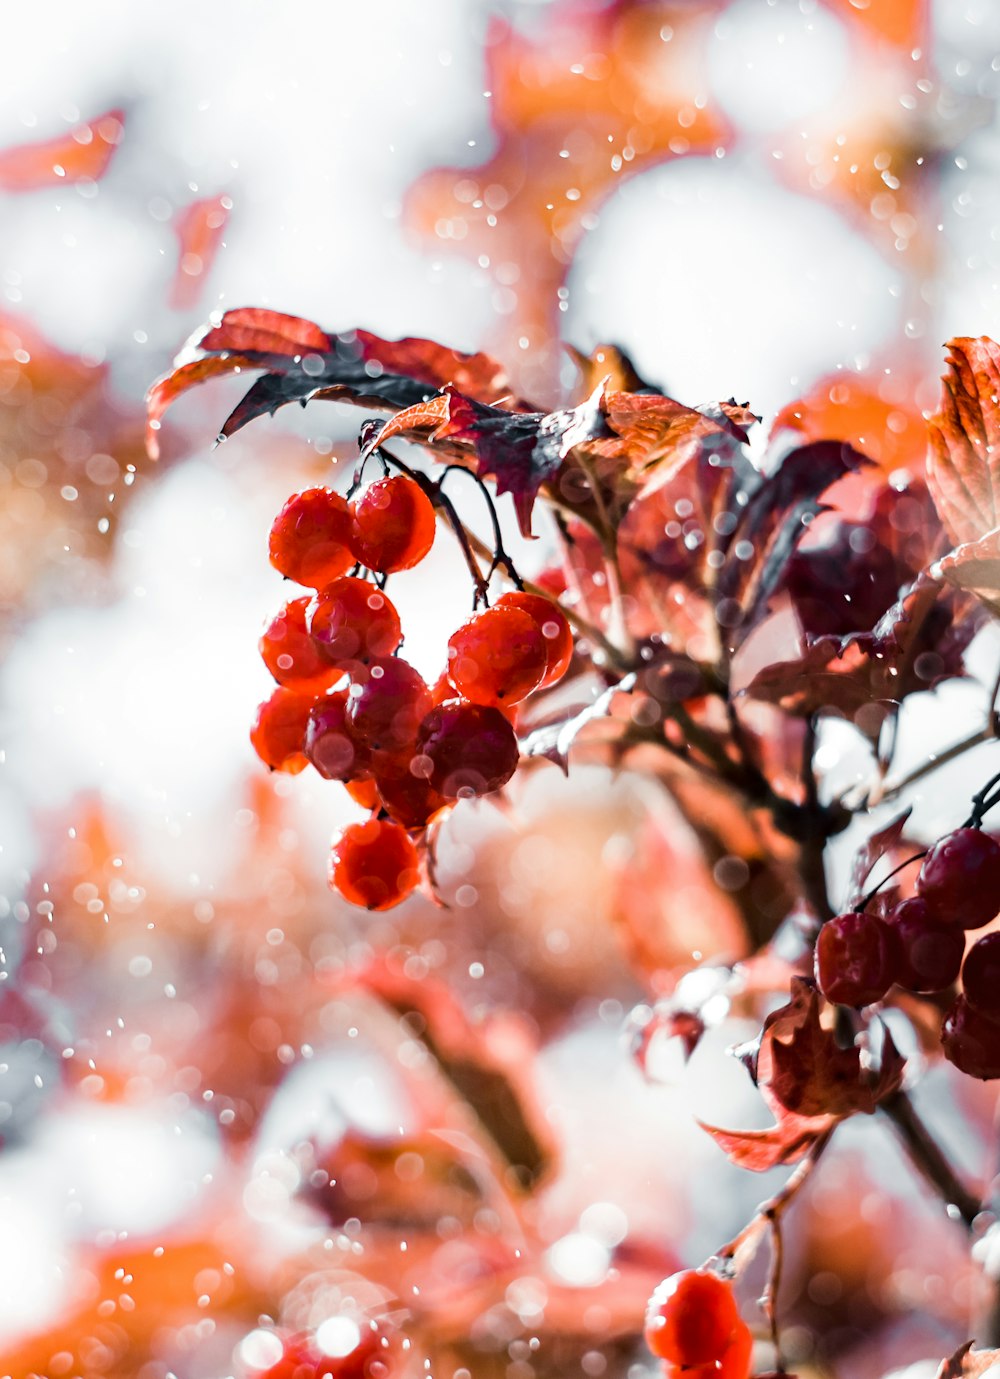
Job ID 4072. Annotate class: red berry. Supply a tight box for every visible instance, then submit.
[496,590,573,688]
[261,596,342,693]
[250,686,318,773]
[814,910,897,1007]
[916,827,1000,929]
[883,897,964,994]
[344,777,379,810]
[269,489,356,589]
[447,606,547,706]
[346,658,433,756]
[350,475,436,573]
[309,577,402,667]
[258,1323,394,1379]
[415,700,519,799]
[329,818,420,910]
[374,765,450,830]
[644,1269,740,1367]
[962,932,1000,1021]
[663,1321,754,1379]
[304,691,369,782]
[941,994,1000,1079]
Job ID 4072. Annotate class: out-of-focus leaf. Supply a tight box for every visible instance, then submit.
[847,808,913,906]
[567,342,661,398]
[0,107,124,189]
[773,369,928,475]
[934,1343,1000,1378]
[169,194,231,311]
[522,674,634,773]
[935,527,1000,617]
[927,337,1000,547]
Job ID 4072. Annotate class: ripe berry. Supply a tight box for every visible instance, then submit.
[884,897,964,994]
[309,577,402,667]
[344,777,379,810]
[962,933,1000,1021]
[346,658,433,756]
[663,1321,754,1379]
[447,606,547,706]
[916,827,1000,929]
[260,596,341,693]
[258,1322,394,1379]
[250,686,318,773]
[644,1269,740,1367]
[374,766,449,830]
[415,700,519,799]
[304,691,369,782]
[269,488,355,589]
[941,995,1000,1080]
[814,910,897,1007]
[350,475,436,573]
[329,818,420,910]
[496,590,573,688]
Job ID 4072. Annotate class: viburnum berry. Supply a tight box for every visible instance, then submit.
[257,1322,395,1379]
[269,488,356,589]
[329,818,420,910]
[260,596,342,694]
[250,686,318,773]
[304,690,369,782]
[309,577,402,667]
[373,765,450,830]
[814,910,897,1007]
[447,605,547,706]
[663,1321,754,1379]
[644,1269,740,1367]
[346,658,433,756]
[414,700,519,799]
[916,827,1000,929]
[350,474,436,573]
[961,933,1000,1021]
[496,590,573,688]
[941,994,1000,1080]
[883,897,964,994]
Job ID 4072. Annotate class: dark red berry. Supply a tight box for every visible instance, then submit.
[304,691,369,782]
[814,910,897,1007]
[269,489,355,589]
[415,700,519,799]
[329,819,420,911]
[884,897,964,994]
[309,577,402,667]
[962,932,1000,1021]
[941,994,1000,1079]
[250,686,318,773]
[447,606,547,706]
[644,1269,740,1367]
[343,777,379,810]
[374,765,450,831]
[260,596,341,693]
[350,475,436,573]
[916,827,1000,929]
[496,590,573,688]
[346,658,432,756]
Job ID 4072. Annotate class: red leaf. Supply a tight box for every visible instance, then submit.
[199,306,329,356]
[697,1112,833,1171]
[145,354,260,459]
[928,337,1000,546]
[0,107,124,190]
[169,195,231,311]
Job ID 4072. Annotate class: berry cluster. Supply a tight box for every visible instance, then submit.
[644,1270,752,1379]
[250,475,572,911]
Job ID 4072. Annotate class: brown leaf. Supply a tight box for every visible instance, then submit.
[566,342,661,399]
[0,107,124,190]
[928,337,1000,547]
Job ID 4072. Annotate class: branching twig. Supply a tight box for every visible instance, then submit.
[881,1091,980,1230]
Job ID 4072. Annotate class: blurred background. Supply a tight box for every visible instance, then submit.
[3,1,1000,1376]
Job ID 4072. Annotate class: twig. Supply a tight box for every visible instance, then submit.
[881,1091,980,1230]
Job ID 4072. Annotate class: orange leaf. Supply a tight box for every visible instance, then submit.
[169,194,231,311]
[0,108,124,190]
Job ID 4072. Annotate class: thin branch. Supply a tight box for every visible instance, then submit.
[881,1091,980,1230]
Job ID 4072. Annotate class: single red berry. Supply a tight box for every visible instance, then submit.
[344,777,379,810]
[496,590,573,688]
[258,1322,394,1379]
[916,827,1000,929]
[329,818,420,911]
[269,489,355,589]
[962,933,1000,1021]
[350,475,436,573]
[309,577,402,667]
[447,606,547,706]
[346,658,433,756]
[250,686,318,773]
[415,700,519,799]
[260,596,342,693]
[814,910,898,1007]
[304,691,369,782]
[664,1320,754,1379]
[883,897,964,994]
[941,994,1000,1079]
[373,764,450,831]
[644,1269,740,1367]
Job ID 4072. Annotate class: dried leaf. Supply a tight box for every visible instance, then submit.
[927,337,1000,547]
[934,1343,1000,1379]
[0,107,124,190]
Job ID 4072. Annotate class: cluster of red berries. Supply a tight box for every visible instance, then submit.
[644,1270,752,1379]
[249,475,573,911]
[813,825,1000,1075]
